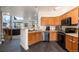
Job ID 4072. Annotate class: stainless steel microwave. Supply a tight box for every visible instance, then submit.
[61,17,71,26]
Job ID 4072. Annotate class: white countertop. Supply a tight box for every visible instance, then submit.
[66,33,78,37]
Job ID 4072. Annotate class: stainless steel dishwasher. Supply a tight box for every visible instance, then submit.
[44,26,50,42]
[44,31,50,42]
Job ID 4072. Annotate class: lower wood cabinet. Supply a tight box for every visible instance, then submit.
[66,35,72,52]
[72,37,78,52]
[65,35,78,52]
[50,32,57,41]
[28,32,42,46]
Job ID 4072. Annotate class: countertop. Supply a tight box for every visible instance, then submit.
[28,30,58,33]
[66,33,78,37]
[28,31,42,33]
[28,30,78,38]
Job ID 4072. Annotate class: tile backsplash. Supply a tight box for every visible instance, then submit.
[40,26,55,31]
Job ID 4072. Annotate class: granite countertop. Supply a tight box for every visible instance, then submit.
[66,33,78,37]
[28,30,58,33]
[28,30,42,33]
[43,30,58,32]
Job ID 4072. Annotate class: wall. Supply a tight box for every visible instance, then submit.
[0,11,2,32]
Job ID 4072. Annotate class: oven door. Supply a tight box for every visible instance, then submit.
[57,32,65,49]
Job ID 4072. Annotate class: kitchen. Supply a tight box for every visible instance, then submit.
[0,6,78,52]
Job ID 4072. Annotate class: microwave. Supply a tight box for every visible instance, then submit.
[65,28,76,33]
[61,17,71,26]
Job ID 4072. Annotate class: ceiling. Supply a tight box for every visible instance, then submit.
[0,6,77,19]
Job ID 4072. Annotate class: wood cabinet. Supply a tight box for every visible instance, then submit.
[48,17,54,25]
[28,32,42,46]
[41,17,55,26]
[66,35,72,52]
[50,32,57,41]
[41,7,78,26]
[60,7,78,25]
[41,17,60,26]
[71,8,78,24]
[65,35,78,52]
[54,17,61,25]
[66,8,78,24]
[41,17,48,25]
[72,37,78,52]
[62,14,67,19]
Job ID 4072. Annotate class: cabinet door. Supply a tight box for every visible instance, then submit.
[66,35,70,51]
[50,32,57,41]
[54,17,61,26]
[28,32,42,46]
[41,17,55,26]
[28,33,34,45]
[72,37,78,52]
[59,16,63,25]
[49,17,55,25]
[66,10,72,18]
[36,32,42,42]
[62,14,67,19]
[41,17,48,25]
[66,8,78,24]
[71,8,78,24]
[66,35,72,52]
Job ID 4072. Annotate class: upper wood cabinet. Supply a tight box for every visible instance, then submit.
[41,17,60,26]
[54,16,61,25]
[41,17,55,26]
[41,17,49,26]
[48,17,54,25]
[60,7,78,25]
[66,8,78,24]
[62,14,67,19]
[71,8,78,24]
[41,7,78,26]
